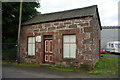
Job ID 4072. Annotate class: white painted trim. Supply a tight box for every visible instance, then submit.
[45,55,49,61]
[49,55,53,62]
[45,40,49,53]
[49,40,53,53]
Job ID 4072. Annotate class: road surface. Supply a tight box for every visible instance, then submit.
[2,64,108,78]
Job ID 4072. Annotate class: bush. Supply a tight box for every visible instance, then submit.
[2,47,17,61]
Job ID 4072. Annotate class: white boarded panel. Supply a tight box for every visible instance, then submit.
[28,43,35,55]
[32,43,35,55]
[63,35,69,43]
[28,37,35,43]
[36,36,41,42]
[28,44,32,55]
[70,35,76,43]
[63,44,69,58]
[28,37,35,55]
[31,37,35,44]
[28,37,32,43]
[63,35,76,58]
[70,44,76,58]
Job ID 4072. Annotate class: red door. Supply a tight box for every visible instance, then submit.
[44,39,53,64]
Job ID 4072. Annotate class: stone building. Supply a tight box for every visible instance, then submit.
[20,5,101,68]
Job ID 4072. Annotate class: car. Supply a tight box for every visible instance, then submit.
[100,49,106,54]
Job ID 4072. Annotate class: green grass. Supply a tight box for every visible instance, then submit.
[46,66,87,72]
[89,54,119,76]
[2,62,40,67]
[46,54,119,77]
[46,67,75,72]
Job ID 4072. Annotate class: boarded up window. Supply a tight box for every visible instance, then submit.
[63,35,76,58]
[28,37,35,55]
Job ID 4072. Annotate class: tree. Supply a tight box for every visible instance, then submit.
[2,1,40,60]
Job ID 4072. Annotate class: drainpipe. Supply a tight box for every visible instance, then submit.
[17,0,22,64]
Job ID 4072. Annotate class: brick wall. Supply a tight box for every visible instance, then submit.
[20,16,100,68]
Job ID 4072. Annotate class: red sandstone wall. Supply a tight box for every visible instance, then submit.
[20,16,101,68]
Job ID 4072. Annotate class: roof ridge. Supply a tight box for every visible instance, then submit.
[22,5,98,26]
[40,5,97,15]
[102,26,120,29]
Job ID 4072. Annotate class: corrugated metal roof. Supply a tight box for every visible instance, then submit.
[102,26,120,29]
[22,5,98,26]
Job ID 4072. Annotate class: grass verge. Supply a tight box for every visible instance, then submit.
[2,62,40,67]
[89,54,119,77]
[46,66,87,72]
[46,54,119,77]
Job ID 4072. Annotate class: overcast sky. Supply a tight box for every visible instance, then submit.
[37,0,119,26]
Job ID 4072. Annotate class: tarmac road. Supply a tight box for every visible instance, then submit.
[2,64,109,78]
